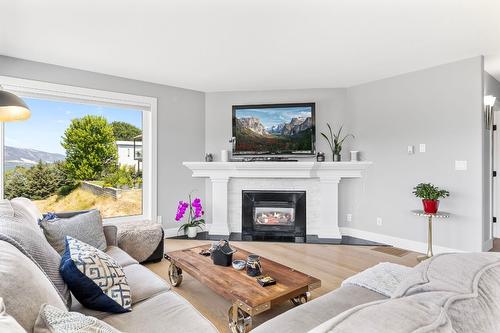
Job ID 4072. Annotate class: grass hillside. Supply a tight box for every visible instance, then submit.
[35,187,142,218]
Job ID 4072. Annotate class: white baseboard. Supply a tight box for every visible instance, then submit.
[340,227,462,254]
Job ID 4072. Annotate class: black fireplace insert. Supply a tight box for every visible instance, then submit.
[242,190,306,242]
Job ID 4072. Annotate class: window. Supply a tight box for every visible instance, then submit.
[0,76,157,223]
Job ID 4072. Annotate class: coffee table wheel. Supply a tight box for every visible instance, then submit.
[168,263,183,287]
[228,306,252,333]
[290,292,310,306]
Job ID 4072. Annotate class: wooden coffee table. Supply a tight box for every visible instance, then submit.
[165,244,321,333]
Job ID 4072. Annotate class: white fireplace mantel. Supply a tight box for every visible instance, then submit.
[183,161,372,240]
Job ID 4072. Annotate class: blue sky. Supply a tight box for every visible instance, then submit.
[5,97,142,155]
[235,106,312,129]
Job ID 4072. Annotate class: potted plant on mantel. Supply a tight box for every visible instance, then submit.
[321,123,354,161]
[412,183,450,214]
[175,194,205,238]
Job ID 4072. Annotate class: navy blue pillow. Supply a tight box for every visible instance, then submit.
[60,236,131,313]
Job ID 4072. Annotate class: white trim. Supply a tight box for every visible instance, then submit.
[0,75,158,223]
[164,224,212,238]
[483,238,493,252]
[340,227,463,254]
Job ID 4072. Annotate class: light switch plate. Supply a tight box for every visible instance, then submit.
[346,214,352,222]
[376,217,383,226]
[419,144,426,153]
[455,160,467,171]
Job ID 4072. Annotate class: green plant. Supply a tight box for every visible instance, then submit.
[321,123,354,156]
[111,121,142,141]
[102,165,136,189]
[61,115,118,181]
[412,183,450,200]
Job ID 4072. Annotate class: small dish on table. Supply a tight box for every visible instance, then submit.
[232,260,246,270]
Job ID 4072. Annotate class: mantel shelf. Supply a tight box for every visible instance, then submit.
[183,161,372,180]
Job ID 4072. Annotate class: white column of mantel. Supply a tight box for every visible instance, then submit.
[209,177,230,236]
[318,176,342,240]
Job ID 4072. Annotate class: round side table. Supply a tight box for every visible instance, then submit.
[412,210,450,262]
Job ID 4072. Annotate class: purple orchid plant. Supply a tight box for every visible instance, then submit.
[175,193,205,233]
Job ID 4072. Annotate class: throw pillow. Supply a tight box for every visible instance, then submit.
[0,221,71,308]
[0,298,26,333]
[10,197,44,231]
[60,236,131,313]
[0,240,67,332]
[40,210,107,255]
[34,304,122,333]
[0,200,14,218]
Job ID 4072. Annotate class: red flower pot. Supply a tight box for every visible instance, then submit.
[422,199,439,214]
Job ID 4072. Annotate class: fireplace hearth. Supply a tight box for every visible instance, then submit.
[242,190,306,242]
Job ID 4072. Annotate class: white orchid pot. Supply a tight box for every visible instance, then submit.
[187,226,198,238]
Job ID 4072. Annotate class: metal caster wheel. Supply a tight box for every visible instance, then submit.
[168,263,183,287]
[228,306,252,333]
[290,292,309,306]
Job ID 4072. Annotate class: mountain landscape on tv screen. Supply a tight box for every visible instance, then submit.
[234,112,313,154]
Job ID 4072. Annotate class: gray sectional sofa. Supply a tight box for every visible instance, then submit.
[0,198,217,333]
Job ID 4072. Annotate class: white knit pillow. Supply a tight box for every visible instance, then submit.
[34,304,122,333]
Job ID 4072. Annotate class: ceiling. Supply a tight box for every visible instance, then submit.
[1,0,499,92]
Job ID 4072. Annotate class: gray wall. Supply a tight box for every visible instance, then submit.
[347,57,484,252]
[0,56,206,230]
[205,57,485,252]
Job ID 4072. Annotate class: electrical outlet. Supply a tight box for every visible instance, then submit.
[407,145,414,154]
[376,217,383,226]
[346,214,352,222]
[419,144,426,153]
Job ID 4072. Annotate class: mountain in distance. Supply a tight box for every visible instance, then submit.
[267,117,313,136]
[4,146,65,170]
[236,117,269,135]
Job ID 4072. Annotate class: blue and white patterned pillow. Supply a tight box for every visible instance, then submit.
[60,236,131,313]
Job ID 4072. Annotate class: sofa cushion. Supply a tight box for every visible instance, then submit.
[0,200,14,218]
[0,220,71,308]
[308,293,454,333]
[0,240,66,332]
[10,197,44,231]
[102,291,218,333]
[123,264,170,304]
[40,209,107,255]
[0,298,25,333]
[60,236,132,313]
[105,246,139,267]
[34,304,122,333]
[252,285,387,333]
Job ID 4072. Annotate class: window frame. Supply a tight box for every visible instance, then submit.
[0,75,158,224]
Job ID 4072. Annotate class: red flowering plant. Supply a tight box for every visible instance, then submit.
[175,193,205,234]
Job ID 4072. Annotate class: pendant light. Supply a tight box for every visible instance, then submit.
[0,86,31,121]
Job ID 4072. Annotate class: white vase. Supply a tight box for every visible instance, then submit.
[187,226,198,238]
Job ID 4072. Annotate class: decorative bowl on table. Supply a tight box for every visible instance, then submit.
[232,260,246,270]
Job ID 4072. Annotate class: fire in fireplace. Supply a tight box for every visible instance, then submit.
[242,190,306,242]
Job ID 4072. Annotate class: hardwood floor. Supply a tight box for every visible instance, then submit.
[146,240,420,333]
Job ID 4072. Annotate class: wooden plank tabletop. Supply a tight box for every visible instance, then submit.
[167,244,321,308]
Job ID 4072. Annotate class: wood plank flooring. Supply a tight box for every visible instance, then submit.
[146,240,420,333]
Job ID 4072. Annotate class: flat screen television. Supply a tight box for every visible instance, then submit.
[232,103,315,155]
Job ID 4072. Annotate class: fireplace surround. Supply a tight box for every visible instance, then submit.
[242,190,306,242]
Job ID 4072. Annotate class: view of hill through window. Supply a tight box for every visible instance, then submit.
[3,97,143,218]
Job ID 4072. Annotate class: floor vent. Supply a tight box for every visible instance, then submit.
[371,246,410,257]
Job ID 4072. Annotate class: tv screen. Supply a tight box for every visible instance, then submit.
[232,103,315,155]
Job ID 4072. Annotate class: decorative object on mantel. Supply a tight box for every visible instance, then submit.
[412,210,450,262]
[350,150,359,162]
[412,183,450,214]
[320,123,354,161]
[221,149,229,162]
[205,153,214,162]
[175,193,205,238]
[316,152,325,162]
